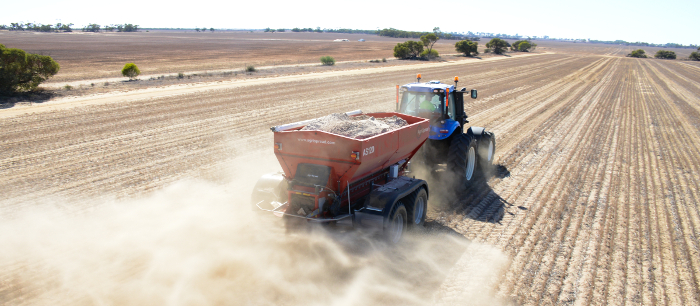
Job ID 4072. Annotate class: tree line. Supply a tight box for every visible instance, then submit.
[378,27,477,41]
[3,22,74,32]
[628,47,700,61]
[393,30,536,60]
[590,39,698,49]
[82,24,139,32]
[0,23,140,33]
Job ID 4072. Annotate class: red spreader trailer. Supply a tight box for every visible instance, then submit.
[251,110,430,243]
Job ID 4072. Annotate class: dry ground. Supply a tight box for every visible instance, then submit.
[0,31,462,83]
[1,35,700,305]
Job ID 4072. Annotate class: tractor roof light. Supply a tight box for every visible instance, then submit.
[274,143,282,150]
[454,76,459,82]
[350,151,360,161]
[416,73,422,83]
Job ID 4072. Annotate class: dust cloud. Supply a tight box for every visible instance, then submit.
[0,152,512,306]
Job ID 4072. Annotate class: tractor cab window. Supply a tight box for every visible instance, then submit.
[401,92,441,116]
[446,91,455,119]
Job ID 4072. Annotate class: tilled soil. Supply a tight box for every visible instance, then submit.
[1,52,700,305]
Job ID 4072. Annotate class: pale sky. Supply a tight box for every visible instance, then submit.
[1,0,697,45]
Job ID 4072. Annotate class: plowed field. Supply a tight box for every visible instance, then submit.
[2,51,700,305]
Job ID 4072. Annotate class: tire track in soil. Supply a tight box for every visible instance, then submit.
[456,58,620,304]
[3,52,700,305]
[639,60,700,305]
[438,57,608,227]
[0,54,573,210]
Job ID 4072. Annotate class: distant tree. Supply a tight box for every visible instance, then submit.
[264,27,271,32]
[10,23,25,31]
[277,28,285,32]
[121,24,138,32]
[314,27,322,33]
[104,25,117,32]
[689,51,700,61]
[0,25,6,30]
[56,23,73,32]
[291,27,301,32]
[627,49,647,58]
[511,40,536,52]
[0,44,60,94]
[209,28,215,32]
[654,50,676,59]
[485,38,510,54]
[39,24,54,32]
[83,23,101,32]
[455,39,479,56]
[121,63,140,80]
[195,28,200,32]
[320,56,335,65]
[420,33,439,58]
[394,40,424,59]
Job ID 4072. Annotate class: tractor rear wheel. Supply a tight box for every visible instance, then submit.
[447,133,479,188]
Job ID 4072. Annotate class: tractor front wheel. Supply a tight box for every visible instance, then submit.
[447,134,479,188]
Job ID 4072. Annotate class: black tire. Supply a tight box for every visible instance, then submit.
[447,133,479,188]
[478,131,496,171]
[385,203,408,244]
[404,188,428,228]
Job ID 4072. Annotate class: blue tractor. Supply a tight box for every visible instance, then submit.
[397,74,496,186]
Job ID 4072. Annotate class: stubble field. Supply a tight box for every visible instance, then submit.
[1,32,699,305]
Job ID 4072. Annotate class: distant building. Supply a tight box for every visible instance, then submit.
[358,39,365,42]
[334,39,349,42]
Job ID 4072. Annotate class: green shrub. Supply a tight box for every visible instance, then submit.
[0,44,60,94]
[510,40,536,52]
[64,84,72,90]
[455,40,479,56]
[627,49,647,58]
[393,40,424,59]
[121,63,140,80]
[320,56,335,66]
[420,49,439,58]
[178,72,185,79]
[689,51,700,61]
[655,50,676,59]
[485,38,510,54]
[382,58,387,62]
[246,65,256,72]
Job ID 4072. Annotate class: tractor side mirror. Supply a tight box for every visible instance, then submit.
[470,89,478,99]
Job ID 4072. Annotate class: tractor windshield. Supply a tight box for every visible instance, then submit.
[400,91,455,119]
[401,92,440,115]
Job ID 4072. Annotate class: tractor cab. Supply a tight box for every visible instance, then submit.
[398,75,477,140]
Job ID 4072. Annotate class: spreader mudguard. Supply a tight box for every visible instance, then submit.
[251,172,288,210]
[353,176,427,229]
